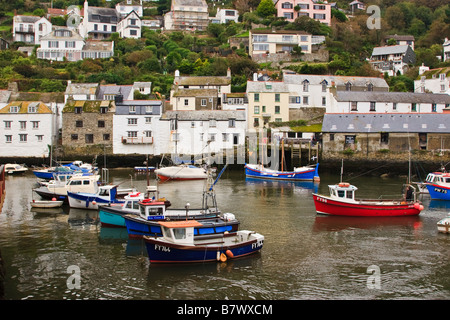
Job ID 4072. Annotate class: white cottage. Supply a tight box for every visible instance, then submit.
[0,101,55,157]
[158,110,246,157]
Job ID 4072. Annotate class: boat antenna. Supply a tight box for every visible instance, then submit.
[340,159,343,183]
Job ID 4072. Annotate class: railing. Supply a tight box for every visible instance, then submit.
[121,136,153,144]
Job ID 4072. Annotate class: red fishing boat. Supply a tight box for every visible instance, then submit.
[312,182,424,217]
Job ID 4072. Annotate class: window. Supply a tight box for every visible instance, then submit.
[367,83,374,92]
[36,135,43,142]
[222,133,228,142]
[370,102,376,111]
[229,119,236,127]
[253,35,267,42]
[191,121,196,128]
[75,107,82,114]
[28,105,37,113]
[330,134,334,141]
[345,82,352,91]
[254,93,260,102]
[19,134,27,142]
[71,134,78,140]
[313,13,326,20]
[253,44,269,51]
[275,93,280,102]
[4,121,11,129]
[209,120,216,127]
[145,117,152,123]
[303,96,309,105]
[75,120,83,127]
[262,105,266,113]
[98,120,105,128]
[19,121,26,129]
[5,135,12,143]
[393,103,397,111]
[49,41,59,48]
[130,30,137,36]
[254,118,259,127]
[322,97,326,106]
[432,104,437,112]
[145,106,153,113]
[302,80,309,92]
[65,41,75,48]
[145,131,152,137]
[283,12,294,19]
[254,106,260,114]
[103,134,110,141]
[10,106,19,113]
[129,106,136,113]
[127,131,137,138]
[321,80,327,92]
[411,103,417,112]
[275,106,280,114]
[100,107,108,114]
[83,134,93,143]
[184,99,189,106]
[345,135,355,145]
[351,102,358,111]
[201,99,207,106]
[128,118,137,125]
[281,2,293,9]
[32,121,39,129]
[208,133,216,142]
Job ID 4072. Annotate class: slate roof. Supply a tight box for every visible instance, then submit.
[14,15,40,24]
[98,84,133,100]
[161,110,246,121]
[335,91,450,104]
[175,76,231,86]
[322,113,450,133]
[283,74,389,88]
[371,45,410,56]
[246,81,289,92]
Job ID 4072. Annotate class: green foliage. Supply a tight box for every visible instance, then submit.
[256,0,276,18]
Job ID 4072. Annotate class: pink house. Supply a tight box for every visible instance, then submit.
[275,0,331,25]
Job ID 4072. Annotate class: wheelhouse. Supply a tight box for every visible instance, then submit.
[329,182,357,201]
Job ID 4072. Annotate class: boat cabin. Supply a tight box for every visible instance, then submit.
[122,192,145,210]
[97,185,119,200]
[329,182,358,201]
[426,172,450,185]
[139,199,167,220]
[158,220,203,245]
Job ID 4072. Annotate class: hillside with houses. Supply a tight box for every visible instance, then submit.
[0,0,449,167]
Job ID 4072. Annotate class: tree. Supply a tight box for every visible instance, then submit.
[256,0,276,18]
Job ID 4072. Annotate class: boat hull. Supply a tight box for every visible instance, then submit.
[144,232,264,263]
[155,166,207,181]
[244,163,319,181]
[312,194,421,217]
[33,188,68,202]
[67,192,124,210]
[124,215,239,238]
[30,200,64,208]
[98,205,133,227]
[425,183,450,200]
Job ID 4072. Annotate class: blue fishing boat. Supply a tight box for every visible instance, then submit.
[67,185,127,210]
[425,171,450,200]
[143,220,264,264]
[32,161,95,180]
[98,186,170,228]
[245,162,319,181]
[124,199,238,238]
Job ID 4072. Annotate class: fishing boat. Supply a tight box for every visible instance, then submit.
[143,220,264,264]
[155,164,208,181]
[67,185,127,210]
[437,214,450,234]
[425,172,450,201]
[33,174,100,202]
[312,182,424,217]
[244,163,319,181]
[125,165,238,238]
[98,186,170,228]
[245,138,320,181]
[4,163,28,174]
[30,199,64,208]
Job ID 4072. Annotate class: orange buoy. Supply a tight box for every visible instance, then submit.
[225,250,234,258]
[220,253,227,262]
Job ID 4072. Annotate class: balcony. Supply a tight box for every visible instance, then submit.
[121,136,153,144]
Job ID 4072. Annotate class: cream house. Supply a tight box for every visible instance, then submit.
[246,81,290,129]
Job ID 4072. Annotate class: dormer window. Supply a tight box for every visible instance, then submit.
[302,80,309,92]
[10,106,19,113]
[345,82,352,91]
[321,80,328,92]
[367,83,373,91]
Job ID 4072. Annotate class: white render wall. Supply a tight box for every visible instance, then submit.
[157,119,247,156]
[0,113,54,157]
[331,100,449,113]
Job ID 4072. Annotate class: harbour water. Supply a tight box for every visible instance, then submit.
[0,169,449,301]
